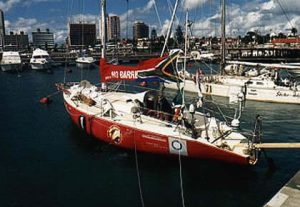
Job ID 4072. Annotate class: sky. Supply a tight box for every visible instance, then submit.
[0,0,300,43]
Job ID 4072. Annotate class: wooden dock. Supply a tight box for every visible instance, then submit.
[264,170,300,207]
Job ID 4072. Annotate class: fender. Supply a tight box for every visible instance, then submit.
[78,115,86,132]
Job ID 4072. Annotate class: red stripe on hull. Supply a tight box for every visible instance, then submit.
[64,101,249,165]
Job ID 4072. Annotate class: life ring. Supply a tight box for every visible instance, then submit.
[107,125,122,144]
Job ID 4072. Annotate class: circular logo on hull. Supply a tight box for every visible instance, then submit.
[107,125,122,144]
[171,140,183,151]
[168,138,188,156]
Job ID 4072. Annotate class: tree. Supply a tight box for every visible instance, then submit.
[291,27,298,36]
[278,33,286,38]
[175,25,184,46]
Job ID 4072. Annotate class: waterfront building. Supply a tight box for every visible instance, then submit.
[151,28,157,40]
[133,21,149,40]
[4,31,29,50]
[69,23,96,48]
[0,9,5,48]
[32,28,54,50]
[271,37,300,47]
[107,15,120,42]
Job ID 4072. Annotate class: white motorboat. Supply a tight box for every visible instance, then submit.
[30,48,52,70]
[0,51,22,72]
[76,55,95,69]
[190,50,218,62]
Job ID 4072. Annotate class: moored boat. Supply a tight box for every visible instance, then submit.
[30,48,52,70]
[164,0,300,105]
[76,55,95,69]
[60,79,259,165]
[0,51,22,72]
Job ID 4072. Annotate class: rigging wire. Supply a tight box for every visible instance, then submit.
[126,0,129,39]
[177,110,187,207]
[177,137,186,207]
[133,130,145,207]
[153,0,163,30]
[63,0,74,83]
[275,0,295,29]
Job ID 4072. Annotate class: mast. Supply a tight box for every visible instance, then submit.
[101,0,106,59]
[160,0,180,57]
[100,0,107,90]
[220,0,226,74]
[182,11,189,106]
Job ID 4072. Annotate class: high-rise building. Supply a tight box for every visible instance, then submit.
[107,15,120,41]
[4,31,29,50]
[0,9,5,47]
[69,23,96,47]
[133,21,149,40]
[32,28,54,49]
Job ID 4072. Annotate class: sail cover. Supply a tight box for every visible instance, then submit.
[100,50,182,83]
[100,56,166,82]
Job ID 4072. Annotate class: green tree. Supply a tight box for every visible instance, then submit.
[291,27,298,36]
[175,25,184,46]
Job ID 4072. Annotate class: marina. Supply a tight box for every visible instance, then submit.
[0,64,300,207]
[1,0,300,206]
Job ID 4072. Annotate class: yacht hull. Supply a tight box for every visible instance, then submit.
[63,95,250,165]
[1,63,22,72]
[31,63,52,70]
[165,80,300,104]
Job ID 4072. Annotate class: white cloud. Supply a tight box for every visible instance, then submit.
[182,0,208,10]
[141,0,155,13]
[5,17,64,42]
[261,1,276,11]
[69,14,98,24]
[54,29,67,44]
[0,0,21,12]
[160,18,180,37]
[187,0,300,38]
[118,0,158,38]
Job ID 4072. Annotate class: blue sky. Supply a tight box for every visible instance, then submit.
[1,0,300,43]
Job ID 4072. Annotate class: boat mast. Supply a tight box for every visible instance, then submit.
[160,0,180,57]
[100,0,107,90]
[220,0,226,74]
[101,0,106,59]
[182,11,189,106]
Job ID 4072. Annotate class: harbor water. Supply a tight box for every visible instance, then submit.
[0,64,300,207]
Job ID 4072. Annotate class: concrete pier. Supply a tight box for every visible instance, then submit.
[264,170,300,207]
